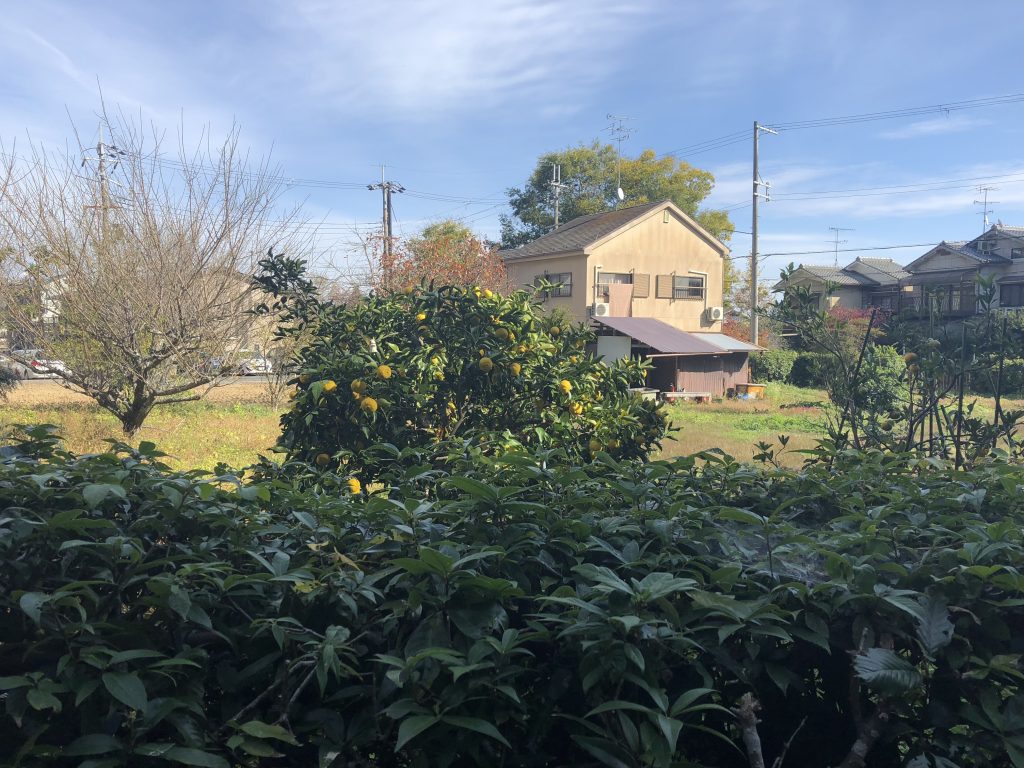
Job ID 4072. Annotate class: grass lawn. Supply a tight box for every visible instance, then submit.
[656,383,827,466]
[7,379,1017,471]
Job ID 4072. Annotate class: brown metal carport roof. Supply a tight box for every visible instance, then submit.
[595,317,726,355]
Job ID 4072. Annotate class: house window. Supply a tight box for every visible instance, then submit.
[1001,283,1024,308]
[673,275,705,300]
[979,239,997,255]
[1012,247,1024,260]
[595,271,632,299]
[539,272,572,297]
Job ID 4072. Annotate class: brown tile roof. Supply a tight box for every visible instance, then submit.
[498,201,666,262]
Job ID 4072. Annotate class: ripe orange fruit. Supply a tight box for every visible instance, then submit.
[569,402,583,415]
[346,477,362,494]
[323,380,337,393]
[510,362,522,376]
[376,364,392,379]
[350,379,366,394]
[559,379,572,394]
[495,327,510,340]
[479,357,494,373]
[360,397,379,413]
[415,312,427,322]
[550,326,561,336]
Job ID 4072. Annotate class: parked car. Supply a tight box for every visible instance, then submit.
[6,350,69,379]
[238,356,273,376]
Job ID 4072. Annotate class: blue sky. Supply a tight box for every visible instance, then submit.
[3,0,1024,285]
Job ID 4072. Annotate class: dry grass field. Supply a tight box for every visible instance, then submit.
[2,380,283,471]
[2,379,836,471]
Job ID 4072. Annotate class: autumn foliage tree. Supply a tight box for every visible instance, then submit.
[369,220,509,294]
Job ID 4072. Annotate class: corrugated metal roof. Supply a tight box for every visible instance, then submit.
[692,333,764,352]
[595,317,726,355]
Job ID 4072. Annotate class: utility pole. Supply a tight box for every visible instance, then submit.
[828,226,855,266]
[974,185,999,233]
[82,122,123,237]
[368,165,405,289]
[549,163,567,229]
[751,121,776,345]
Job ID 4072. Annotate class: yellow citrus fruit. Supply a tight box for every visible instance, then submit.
[298,373,311,385]
[484,288,494,299]
[569,402,583,415]
[510,362,522,376]
[403,284,415,295]
[550,326,561,336]
[346,477,362,494]
[323,380,337,393]
[376,364,392,379]
[495,327,509,340]
[360,396,379,413]
[570,355,578,363]
[575,340,585,349]
[608,439,621,450]
[431,356,440,365]
[415,312,427,322]
[559,379,572,394]
[903,352,918,363]
[479,357,494,373]
[350,379,366,394]
[315,452,331,467]
[434,371,445,381]
[588,438,602,454]
[516,344,527,354]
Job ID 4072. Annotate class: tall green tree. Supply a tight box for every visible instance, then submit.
[500,141,733,248]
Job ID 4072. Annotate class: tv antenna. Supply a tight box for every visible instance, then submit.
[828,226,855,266]
[605,113,635,204]
[974,186,1000,233]
[549,163,568,230]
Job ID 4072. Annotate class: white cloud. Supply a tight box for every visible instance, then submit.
[265,0,652,120]
[879,115,989,140]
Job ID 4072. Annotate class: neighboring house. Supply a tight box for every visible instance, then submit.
[500,200,760,395]
[771,257,910,312]
[903,224,1024,315]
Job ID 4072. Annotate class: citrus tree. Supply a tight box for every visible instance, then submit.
[259,257,668,480]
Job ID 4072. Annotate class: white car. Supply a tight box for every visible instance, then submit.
[6,349,68,379]
[238,356,273,376]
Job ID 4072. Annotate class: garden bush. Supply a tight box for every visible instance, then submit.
[786,351,833,388]
[4,427,1024,767]
[750,348,796,383]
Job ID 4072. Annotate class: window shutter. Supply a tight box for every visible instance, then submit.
[633,273,650,298]
[655,275,673,299]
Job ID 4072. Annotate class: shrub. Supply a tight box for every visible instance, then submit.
[787,351,833,388]
[750,348,796,383]
[971,358,1024,396]
[4,430,1024,767]
[260,263,668,480]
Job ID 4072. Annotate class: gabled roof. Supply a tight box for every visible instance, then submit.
[789,265,878,286]
[906,239,1008,270]
[499,200,728,262]
[848,257,911,280]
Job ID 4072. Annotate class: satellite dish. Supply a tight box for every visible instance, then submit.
[616,187,625,201]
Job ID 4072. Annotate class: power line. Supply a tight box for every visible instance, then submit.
[761,241,941,258]
[770,93,1024,131]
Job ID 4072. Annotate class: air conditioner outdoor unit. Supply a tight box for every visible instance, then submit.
[705,306,724,321]
[592,302,611,317]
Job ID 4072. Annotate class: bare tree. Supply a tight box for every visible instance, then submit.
[0,109,301,433]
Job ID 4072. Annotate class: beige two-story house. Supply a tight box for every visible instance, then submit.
[500,200,760,396]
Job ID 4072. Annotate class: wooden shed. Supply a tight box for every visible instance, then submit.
[595,317,762,396]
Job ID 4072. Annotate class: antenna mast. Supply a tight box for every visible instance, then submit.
[549,163,568,230]
[974,185,999,233]
[828,226,855,267]
[605,113,635,204]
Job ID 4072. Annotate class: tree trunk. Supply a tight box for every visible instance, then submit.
[119,397,155,436]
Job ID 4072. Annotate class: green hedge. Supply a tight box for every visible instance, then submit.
[787,351,834,388]
[750,349,797,383]
[3,429,1024,767]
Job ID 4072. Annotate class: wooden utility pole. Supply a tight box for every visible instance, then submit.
[750,121,776,345]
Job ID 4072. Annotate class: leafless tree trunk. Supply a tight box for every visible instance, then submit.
[0,107,303,433]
